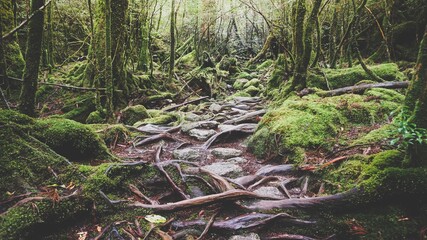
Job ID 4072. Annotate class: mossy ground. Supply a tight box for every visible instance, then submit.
[248,89,403,163]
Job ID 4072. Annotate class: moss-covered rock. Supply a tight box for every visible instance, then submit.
[244,86,261,96]
[86,110,105,124]
[218,56,238,74]
[33,118,111,162]
[120,105,150,125]
[243,78,261,89]
[134,109,179,126]
[256,59,274,71]
[248,91,402,162]
[61,93,97,123]
[307,63,406,90]
[233,78,249,90]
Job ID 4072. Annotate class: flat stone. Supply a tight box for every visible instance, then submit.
[181,121,219,133]
[227,157,247,163]
[209,103,223,113]
[173,148,202,161]
[253,186,284,199]
[229,233,260,240]
[211,148,242,159]
[188,129,217,141]
[202,162,243,176]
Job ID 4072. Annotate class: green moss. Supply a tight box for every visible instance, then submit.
[61,93,97,123]
[256,59,274,71]
[243,78,261,89]
[233,78,249,90]
[244,85,261,96]
[33,118,111,162]
[236,71,253,79]
[86,110,105,124]
[249,91,401,162]
[352,124,397,145]
[307,63,406,90]
[134,109,180,126]
[217,56,238,74]
[120,105,149,125]
[179,50,197,67]
[91,124,131,146]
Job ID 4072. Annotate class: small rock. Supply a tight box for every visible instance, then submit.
[185,112,203,122]
[173,148,202,161]
[229,233,261,240]
[181,121,219,133]
[253,187,284,199]
[211,148,242,159]
[202,162,243,176]
[227,157,247,163]
[233,104,251,110]
[188,129,217,141]
[209,103,223,113]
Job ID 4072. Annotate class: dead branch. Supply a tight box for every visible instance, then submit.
[200,168,234,192]
[129,190,282,212]
[196,211,219,240]
[134,133,178,147]
[247,176,281,191]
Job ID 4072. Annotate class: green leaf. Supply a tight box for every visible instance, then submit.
[144,214,167,224]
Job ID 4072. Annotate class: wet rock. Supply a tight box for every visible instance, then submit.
[233,96,261,104]
[181,121,219,133]
[209,103,223,113]
[211,148,242,159]
[233,104,251,110]
[253,186,284,199]
[188,129,217,141]
[255,164,295,176]
[229,233,261,240]
[202,162,243,177]
[173,148,202,161]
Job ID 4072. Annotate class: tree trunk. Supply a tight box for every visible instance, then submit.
[169,0,176,82]
[405,27,427,166]
[19,0,45,116]
[0,13,6,85]
[105,0,114,122]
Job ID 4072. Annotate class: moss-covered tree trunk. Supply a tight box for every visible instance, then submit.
[0,0,25,78]
[137,0,150,72]
[111,0,129,105]
[0,14,6,83]
[19,0,45,117]
[169,0,176,82]
[290,0,322,93]
[405,27,427,166]
[105,0,114,122]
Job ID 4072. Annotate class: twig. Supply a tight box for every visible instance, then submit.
[197,211,219,240]
[129,184,158,205]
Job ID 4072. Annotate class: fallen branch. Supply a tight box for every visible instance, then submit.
[196,211,219,240]
[129,189,281,212]
[299,81,409,97]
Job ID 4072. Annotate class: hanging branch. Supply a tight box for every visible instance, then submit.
[2,0,52,41]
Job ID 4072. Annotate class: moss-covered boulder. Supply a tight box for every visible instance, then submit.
[248,90,403,162]
[134,109,179,126]
[307,63,406,90]
[33,118,111,162]
[120,105,150,125]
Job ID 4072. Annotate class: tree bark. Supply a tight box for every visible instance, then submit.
[405,27,427,166]
[19,0,45,116]
[105,0,114,122]
[169,0,176,82]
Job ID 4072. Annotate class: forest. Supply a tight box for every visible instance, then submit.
[0,0,427,239]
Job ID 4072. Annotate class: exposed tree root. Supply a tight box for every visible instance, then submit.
[172,213,315,231]
[202,124,257,149]
[134,133,179,147]
[223,110,266,125]
[129,190,283,212]
[264,233,318,240]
